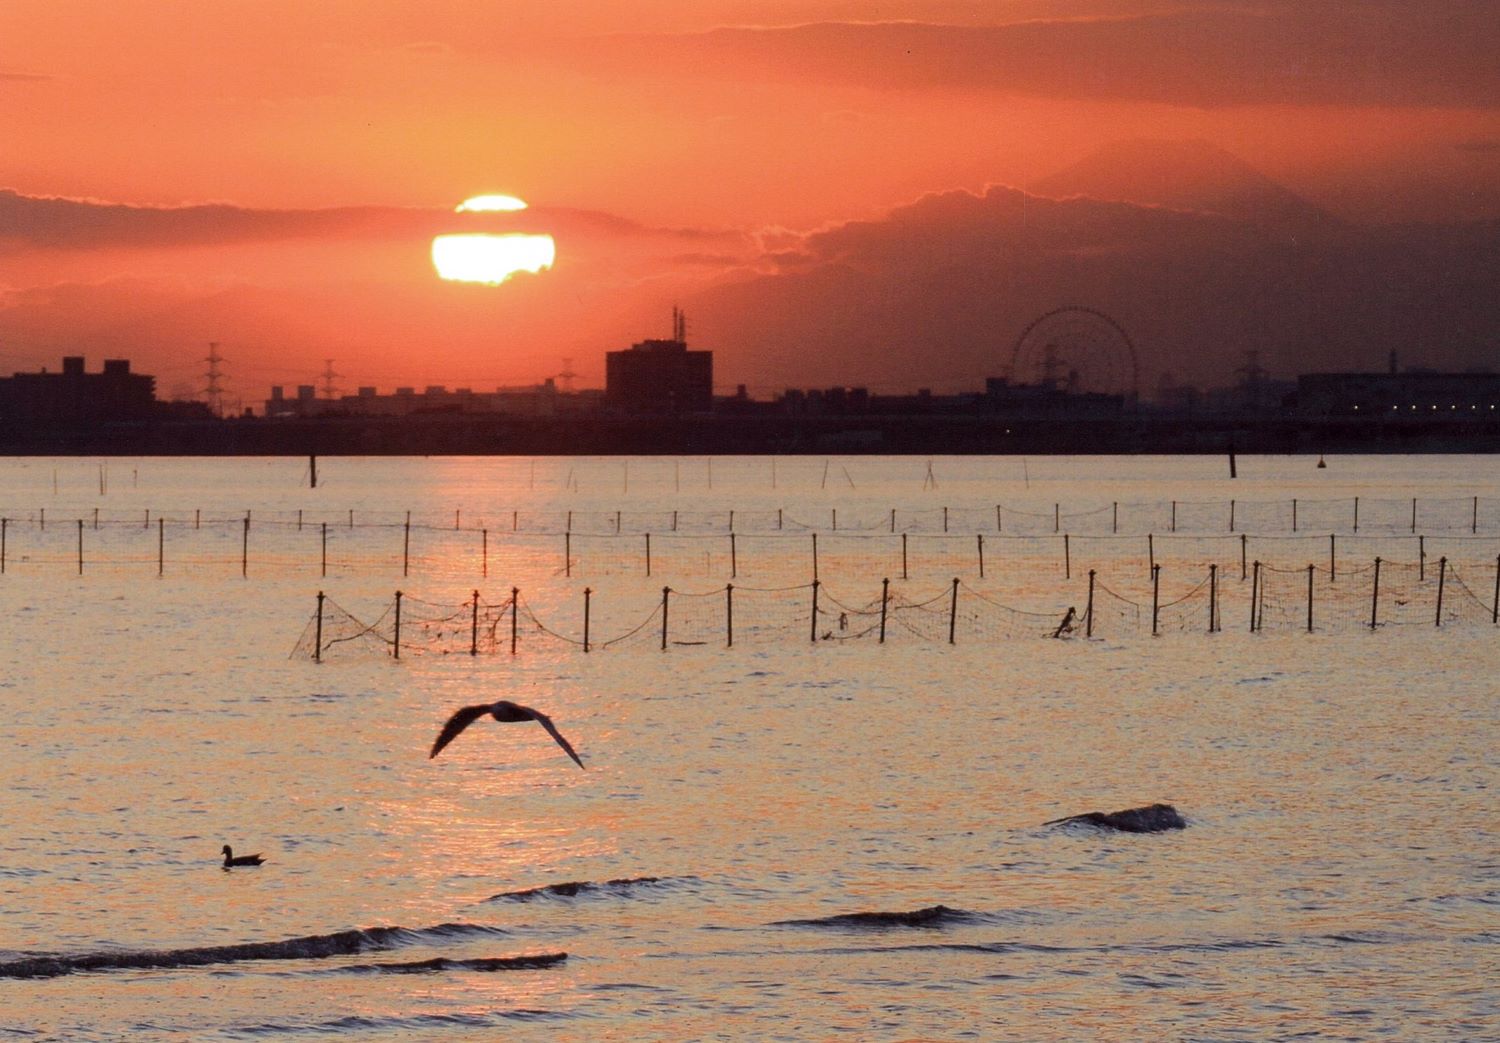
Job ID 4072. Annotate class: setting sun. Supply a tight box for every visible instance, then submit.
[432,194,556,285]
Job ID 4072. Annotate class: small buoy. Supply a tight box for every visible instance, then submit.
[1317,455,1327,469]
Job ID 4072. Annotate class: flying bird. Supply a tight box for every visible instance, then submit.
[222,845,265,867]
[428,699,585,769]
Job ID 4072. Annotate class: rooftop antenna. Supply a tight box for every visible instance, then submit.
[318,359,341,399]
[203,341,227,418]
[672,305,687,343]
[555,358,578,392]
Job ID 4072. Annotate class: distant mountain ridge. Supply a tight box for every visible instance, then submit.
[1030,138,1343,237]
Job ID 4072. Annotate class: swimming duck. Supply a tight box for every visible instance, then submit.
[222,845,265,867]
[429,699,585,768]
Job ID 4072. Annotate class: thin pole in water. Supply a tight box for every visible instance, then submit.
[1152,564,1161,635]
[482,529,488,578]
[510,587,519,655]
[1250,561,1260,632]
[394,590,402,659]
[321,522,328,577]
[583,587,591,652]
[314,591,325,663]
[77,519,83,575]
[812,532,818,583]
[646,533,652,578]
[948,577,959,644]
[1370,557,1382,630]
[470,590,479,655]
[809,580,819,643]
[1307,563,1314,633]
[1085,569,1095,638]
[1435,557,1447,627]
[661,587,670,651]
[901,532,908,581]
[725,584,733,648]
[1208,563,1217,633]
[730,532,737,579]
[242,516,249,578]
[879,577,889,643]
[158,517,164,576]
[977,534,985,579]
[403,512,410,578]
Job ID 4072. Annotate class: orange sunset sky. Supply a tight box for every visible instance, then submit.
[3,1,1498,410]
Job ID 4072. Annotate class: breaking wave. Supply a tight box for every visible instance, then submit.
[770,904,978,929]
[0,922,518,979]
[485,875,667,902]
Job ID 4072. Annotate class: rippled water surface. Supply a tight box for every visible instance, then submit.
[1,455,1496,1041]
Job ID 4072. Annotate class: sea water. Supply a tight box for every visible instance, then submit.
[0,455,1495,1041]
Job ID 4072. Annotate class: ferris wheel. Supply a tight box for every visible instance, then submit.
[1009,306,1140,401]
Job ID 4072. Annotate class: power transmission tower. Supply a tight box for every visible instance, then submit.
[203,342,227,418]
[318,359,341,400]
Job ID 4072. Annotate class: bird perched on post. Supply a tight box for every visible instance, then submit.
[222,845,265,868]
[429,699,585,768]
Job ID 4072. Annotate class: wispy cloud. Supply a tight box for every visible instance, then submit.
[573,4,1500,109]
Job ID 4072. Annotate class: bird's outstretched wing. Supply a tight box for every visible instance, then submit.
[530,710,586,769]
[429,704,494,758]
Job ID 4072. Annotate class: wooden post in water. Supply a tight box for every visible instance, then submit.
[661,587,671,650]
[402,513,412,577]
[510,588,519,655]
[2,517,8,574]
[158,517,164,576]
[1493,555,1500,624]
[1112,501,1118,534]
[809,580,819,643]
[1370,557,1382,630]
[1171,501,1176,532]
[1435,557,1447,627]
[1229,446,1237,478]
[879,578,889,643]
[1330,534,1337,581]
[241,516,249,577]
[40,508,45,531]
[1152,564,1161,636]
[1241,533,1247,580]
[583,587,591,652]
[832,508,837,531]
[314,591,325,663]
[77,519,83,575]
[455,509,461,531]
[470,590,479,655]
[1063,533,1071,579]
[943,507,949,533]
[348,509,353,529]
[1208,563,1218,632]
[730,533,738,579]
[481,529,488,578]
[646,533,652,578]
[1085,570,1095,638]
[725,584,733,648]
[948,577,959,644]
[1411,497,1417,533]
[310,454,317,489]
[996,505,1002,532]
[890,508,896,534]
[901,532,908,580]
[1250,561,1260,632]
[565,532,572,578]
[94,507,99,530]
[811,532,819,583]
[1419,535,1425,581]
[977,534,985,579]
[1292,499,1297,532]
[1307,563,1315,633]
[1054,503,1060,533]
[1353,496,1359,532]
[393,590,402,660]
[673,510,679,532]
[1474,496,1479,534]
[1230,499,1236,532]
[777,508,783,530]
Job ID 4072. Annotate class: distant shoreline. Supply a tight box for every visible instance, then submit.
[2,414,1498,456]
